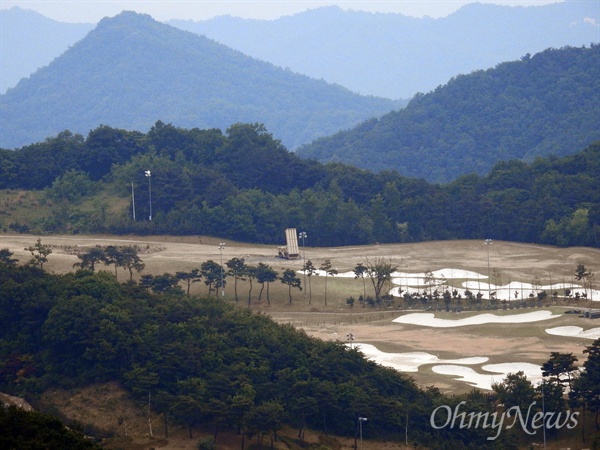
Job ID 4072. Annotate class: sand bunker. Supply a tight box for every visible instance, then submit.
[546,326,600,340]
[351,343,541,391]
[392,310,560,328]
[307,266,598,301]
[432,362,543,390]
[351,343,488,372]
[461,281,600,302]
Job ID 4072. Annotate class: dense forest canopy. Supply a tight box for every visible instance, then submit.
[0,122,598,248]
[296,45,600,183]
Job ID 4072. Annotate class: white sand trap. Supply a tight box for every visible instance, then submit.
[309,270,368,278]
[546,326,600,340]
[351,343,542,390]
[351,343,488,372]
[432,365,494,390]
[483,362,544,388]
[340,268,481,282]
[394,268,485,281]
[433,362,543,390]
[391,277,442,287]
[392,310,559,328]
[391,269,487,288]
[461,280,600,301]
[311,267,600,301]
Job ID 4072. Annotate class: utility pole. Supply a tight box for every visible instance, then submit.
[144,170,152,221]
[358,417,367,444]
[299,231,307,298]
[219,242,226,297]
[131,181,136,220]
[485,239,492,299]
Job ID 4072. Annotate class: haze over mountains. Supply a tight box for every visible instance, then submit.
[171,2,600,99]
[2,2,598,98]
[0,7,93,94]
[0,11,401,150]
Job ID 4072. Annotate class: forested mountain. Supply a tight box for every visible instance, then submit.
[0,7,93,94]
[171,2,600,99]
[296,45,600,183]
[0,11,401,150]
[1,123,598,248]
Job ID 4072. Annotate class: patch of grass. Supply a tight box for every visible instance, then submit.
[0,189,131,234]
[0,190,48,232]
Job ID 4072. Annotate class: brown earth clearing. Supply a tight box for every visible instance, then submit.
[3,234,600,449]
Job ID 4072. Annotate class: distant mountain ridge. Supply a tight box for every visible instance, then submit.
[170,2,600,99]
[296,45,600,183]
[2,3,598,99]
[0,11,401,150]
[0,7,93,93]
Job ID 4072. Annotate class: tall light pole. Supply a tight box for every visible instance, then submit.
[131,181,136,221]
[219,242,226,297]
[485,239,492,299]
[299,231,307,298]
[541,381,547,450]
[144,170,152,221]
[358,417,368,443]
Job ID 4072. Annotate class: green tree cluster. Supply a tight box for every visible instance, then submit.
[1,122,598,247]
[0,405,102,450]
[74,245,145,281]
[490,343,600,444]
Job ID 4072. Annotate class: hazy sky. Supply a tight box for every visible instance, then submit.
[1,0,566,23]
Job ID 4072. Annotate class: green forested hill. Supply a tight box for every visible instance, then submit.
[0,123,598,247]
[0,11,402,150]
[296,45,600,183]
[0,262,510,447]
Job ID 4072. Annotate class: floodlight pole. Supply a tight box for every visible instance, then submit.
[144,170,152,221]
[219,243,226,297]
[299,231,307,298]
[541,381,547,450]
[131,181,136,221]
[485,239,492,299]
[358,417,367,443]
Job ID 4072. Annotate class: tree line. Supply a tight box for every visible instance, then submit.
[25,238,597,313]
[1,122,598,248]
[24,240,401,306]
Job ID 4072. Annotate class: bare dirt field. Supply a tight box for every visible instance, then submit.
[3,234,600,395]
